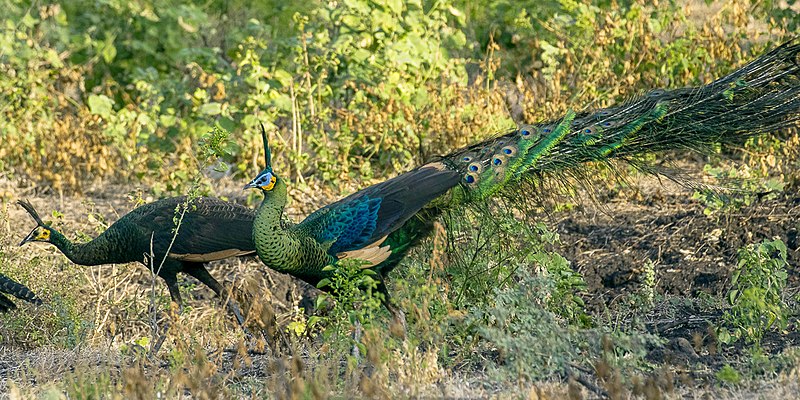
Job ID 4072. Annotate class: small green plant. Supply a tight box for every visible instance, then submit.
[618,259,658,322]
[530,251,591,327]
[718,239,789,346]
[692,163,784,216]
[716,364,741,385]
[466,266,656,382]
[311,259,384,365]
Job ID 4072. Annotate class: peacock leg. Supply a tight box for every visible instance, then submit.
[376,279,406,333]
[183,262,247,328]
[150,270,181,356]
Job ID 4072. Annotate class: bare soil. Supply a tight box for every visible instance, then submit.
[555,175,800,381]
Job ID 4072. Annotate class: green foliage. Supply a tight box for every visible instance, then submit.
[716,364,741,385]
[718,239,789,346]
[3,0,792,194]
[465,267,657,382]
[693,163,785,216]
[310,259,384,364]
[443,211,590,325]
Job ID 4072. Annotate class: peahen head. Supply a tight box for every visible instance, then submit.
[17,200,54,246]
[243,123,282,194]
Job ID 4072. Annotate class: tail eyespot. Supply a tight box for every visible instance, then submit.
[500,145,517,156]
[491,154,508,167]
[467,162,483,173]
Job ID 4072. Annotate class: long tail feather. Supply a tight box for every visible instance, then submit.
[436,39,800,202]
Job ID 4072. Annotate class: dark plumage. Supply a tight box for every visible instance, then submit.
[18,196,255,324]
[0,273,42,312]
[246,39,800,322]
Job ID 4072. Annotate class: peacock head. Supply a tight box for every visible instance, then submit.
[244,168,277,192]
[244,123,280,192]
[17,200,54,245]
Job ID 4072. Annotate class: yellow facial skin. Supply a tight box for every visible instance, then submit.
[36,227,51,241]
[262,175,277,191]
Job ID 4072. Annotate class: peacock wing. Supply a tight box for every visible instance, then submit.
[294,163,461,263]
[130,196,257,262]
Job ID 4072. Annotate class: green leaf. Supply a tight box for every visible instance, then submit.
[87,95,114,118]
[272,69,293,87]
[316,278,332,289]
[199,102,222,115]
[717,328,732,345]
[307,315,323,327]
[728,289,738,305]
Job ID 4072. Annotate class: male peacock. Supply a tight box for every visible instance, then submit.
[0,273,42,312]
[18,197,255,325]
[245,40,800,321]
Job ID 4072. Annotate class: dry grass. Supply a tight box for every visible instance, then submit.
[1,0,799,398]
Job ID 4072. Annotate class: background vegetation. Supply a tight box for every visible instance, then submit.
[0,0,798,397]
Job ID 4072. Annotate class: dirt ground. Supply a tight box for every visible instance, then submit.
[554,173,800,384]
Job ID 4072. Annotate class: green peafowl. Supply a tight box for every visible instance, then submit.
[18,197,255,325]
[245,40,800,322]
[0,273,42,312]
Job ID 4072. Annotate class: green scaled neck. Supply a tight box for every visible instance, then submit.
[254,177,290,266]
[253,178,326,278]
[256,176,288,224]
[48,228,113,266]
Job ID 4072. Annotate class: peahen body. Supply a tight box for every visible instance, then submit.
[18,197,255,324]
[0,273,42,312]
[245,40,800,320]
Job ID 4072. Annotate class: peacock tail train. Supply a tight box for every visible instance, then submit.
[437,39,800,204]
[249,39,800,315]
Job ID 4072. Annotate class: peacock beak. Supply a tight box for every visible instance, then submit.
[243,180,259,190]
[19,228,37,246]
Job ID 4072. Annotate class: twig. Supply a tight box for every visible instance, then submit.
[564,365,609,399]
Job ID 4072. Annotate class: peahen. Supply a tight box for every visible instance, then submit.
[0,273,42,312]
[18,197,255,325]
[245,40,800,322]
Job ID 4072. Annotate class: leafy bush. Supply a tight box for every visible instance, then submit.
[718,239,790,346]
[465,267,657,382]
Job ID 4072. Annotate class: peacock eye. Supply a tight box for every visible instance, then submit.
[464,174,476,184]
[520,129,530,136]
[501,146,517,156]
[462,156,473,162]
[492,155,505,166]
[467,162,483,174]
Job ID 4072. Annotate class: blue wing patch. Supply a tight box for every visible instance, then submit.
[295,196,383,255]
